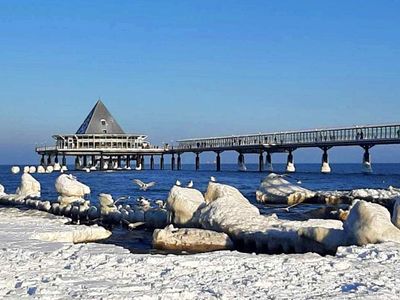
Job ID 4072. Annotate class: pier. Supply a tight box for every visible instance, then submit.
[170,124,400,173]
[36,100,400,173]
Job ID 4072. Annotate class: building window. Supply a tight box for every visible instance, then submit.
[103,129,107,133]
[101,119,107,126]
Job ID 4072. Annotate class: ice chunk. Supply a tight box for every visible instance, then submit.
[166,185,206,227]
[256,173,316,205]
[153,225,233,252]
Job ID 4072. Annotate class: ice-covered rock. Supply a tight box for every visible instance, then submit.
[392,197,400,229]
[16,173,41,198]
[53,163,61,171]
[99,193,121,223]
[199,182,341,254]
[23,166,30,173]
[166,185,206,227]
[29,166,36,174]
[153,225,233,252]
[46,166,54,173]
[144,208,169,228]
[350,188,400,201]
[55,174,90,207]
[256,173,316,205]
[11,166,20,174]
[37,165,46,173]
[300,200,400,252]
[0,184,5,196]
[345,200,400,245]
[61,166,68,172]
[32,225,111,243]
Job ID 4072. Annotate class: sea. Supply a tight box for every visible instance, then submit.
[1,163,400,253]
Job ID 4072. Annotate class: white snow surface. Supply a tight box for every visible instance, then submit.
[1,207,400,299]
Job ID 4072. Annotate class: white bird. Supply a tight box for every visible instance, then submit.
[155,200,165,208]
[175,180,181,186]
[133,179,156,191]
[210,176,216,182]
[137,197,150,208]
[297,180,302,185]
[187,180,193,188]
[114,195,131,205]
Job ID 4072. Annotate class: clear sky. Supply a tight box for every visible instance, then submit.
[0,0,399,164]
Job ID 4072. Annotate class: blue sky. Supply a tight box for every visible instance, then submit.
[0,0,399,164]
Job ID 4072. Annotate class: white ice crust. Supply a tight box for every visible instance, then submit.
[256,173,316,204]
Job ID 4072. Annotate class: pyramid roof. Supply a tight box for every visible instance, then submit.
[76,100,125,134]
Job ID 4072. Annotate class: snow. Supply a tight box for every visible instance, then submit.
[153,225,233,252]
[55,174,91,207]
[0,207,399,299]
[166,185,205,227]
[256,173,316,204]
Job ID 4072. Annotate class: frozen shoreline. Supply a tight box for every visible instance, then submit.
[1,207,399,299]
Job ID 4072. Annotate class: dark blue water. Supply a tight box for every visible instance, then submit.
[1,164,400,205]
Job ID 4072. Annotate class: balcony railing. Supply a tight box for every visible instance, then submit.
[176,124,400,150]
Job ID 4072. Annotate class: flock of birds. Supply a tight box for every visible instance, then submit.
[132,176,217,191]
[122,176,218,209]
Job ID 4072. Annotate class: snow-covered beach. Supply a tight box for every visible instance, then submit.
[1,206,399,299]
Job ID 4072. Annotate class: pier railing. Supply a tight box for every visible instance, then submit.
[176,124,400,151]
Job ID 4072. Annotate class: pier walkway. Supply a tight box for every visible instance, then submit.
[169,124,400,173]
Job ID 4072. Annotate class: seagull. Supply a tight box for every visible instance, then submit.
[137,197,150,208]
[210,176,216,182]
[187,180,194,188]
[155,200,165,208]
[133,179,156,191]
[114,195,131,205]
[175,180,181,186]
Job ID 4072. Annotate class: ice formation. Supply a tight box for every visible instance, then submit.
[11,166,20,174]
[256,173,316,204]
[153,224,233,252]
[55,174,90,207]
[392,197,400,229]
[16,173,41,199]
[166,185,206,227]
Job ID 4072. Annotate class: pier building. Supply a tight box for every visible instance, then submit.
[36,100,167,171]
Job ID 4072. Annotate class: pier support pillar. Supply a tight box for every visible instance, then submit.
[136,156,141,169]
[265,152,273,172]
[47,154,52,166]
[62,154,66,167]
[216,152,221,172]
[141,156,145,170]
[195,153,200,171]
[108,155,113,169]
[321,147,331,174]
[259,152,264,172]
[177,154,182,170]
[83,155,88,168]
[40,155,45,167]
[126,155,131,169]
[160,155,164,170]
[362,146,373,174]
[75,156,81,170]
[171,154,175,170]
[286,150,296,173]
[100,154,104,171]
[238,153,247,171]
[117,156,122,169]
[53,154,61,171]
[150,155,155,170]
